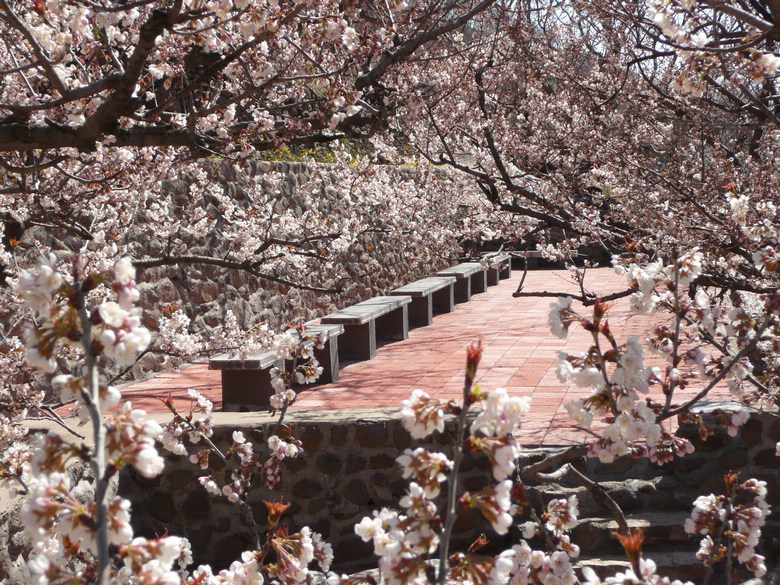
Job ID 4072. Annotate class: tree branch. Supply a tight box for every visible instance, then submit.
[132,254,341,293]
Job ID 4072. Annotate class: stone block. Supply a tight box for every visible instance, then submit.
[355,424,388,449]
[292,478,323,499]
[673,457,707,474]
[371,473,389,488]
[593,455,635,476]
[316,453,342,475]
[307,498,327,515]
[769,417,780,440]
[165,469,197,491]
[299,425,324,451]
[741,418,764,448]
[148,488,177,523]
[283,456,307,474]
[718,448,748,470]
[753,448,779,467]
[392,424,412,450]
[462,475,490,493]
[345,454,367,473]
[343,479,370,505]
[180,485,212,519]
[369,453,396,470]
[330,425,349,447]
[214,534,250,564]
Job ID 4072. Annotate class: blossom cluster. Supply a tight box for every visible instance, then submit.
[7,255,335,585]
[685,475,769,578]
[268,325,326,410]
[357,348,538,585]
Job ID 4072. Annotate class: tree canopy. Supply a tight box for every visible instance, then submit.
[1,0,778,398]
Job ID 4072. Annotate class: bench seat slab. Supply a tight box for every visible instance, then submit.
[391,277,455,327]
[436,263,488,303]
[321,296,411,361]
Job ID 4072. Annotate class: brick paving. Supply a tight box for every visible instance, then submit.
[105,267,731,445]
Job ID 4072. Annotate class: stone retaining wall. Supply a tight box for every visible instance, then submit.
[3,405,777,583]
[119,409,504,570]
[119,405,780,573]
[133,162,472,374]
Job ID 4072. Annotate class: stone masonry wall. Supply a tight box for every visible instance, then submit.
[3,405,778,584]
[133,162,466,374]
[119,409,504,571]
[118,404,780,574]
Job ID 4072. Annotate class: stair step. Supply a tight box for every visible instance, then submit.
[571,511,693,553]
[574,551,704,582]
[527,478,668,516]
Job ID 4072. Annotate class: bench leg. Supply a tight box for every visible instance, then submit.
[376,305,409,341]
[471,271,488,294]
[222,366,280,411]
[487,267,500,286]
[408,296,433,327]
[453,278,471,303]
[315,338,340,383]
[432,285,455,314]
[338,321,376,361]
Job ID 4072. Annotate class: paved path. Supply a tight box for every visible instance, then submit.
[104,268,731,445]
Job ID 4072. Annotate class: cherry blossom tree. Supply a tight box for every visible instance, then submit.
[1,0,518,381]
[1,0,779,584]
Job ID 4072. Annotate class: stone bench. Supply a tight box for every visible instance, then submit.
[519,250,544,269]
[287,323,344,386]
[483,252,512,285]
[435,263,487,303]
[321,295,412,361]
[389,276,456,327]
[210,323,344,410]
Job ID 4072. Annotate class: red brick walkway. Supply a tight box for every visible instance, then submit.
[107,268,730,445]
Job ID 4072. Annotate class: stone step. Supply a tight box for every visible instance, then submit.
[526,477,679,517]
[571,511,693,554]
[575,551,705,582]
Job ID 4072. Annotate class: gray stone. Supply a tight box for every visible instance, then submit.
[299,426,324,451]
[180,485,211,519]
[308,498,327,514]
[392,423,412,450]
[166,469,197,490]
[345,454,367,473]
[769,417,780,441]
[593,456,635,475]
[283,456,307,473]
[718,448,748,469]
[753,448,780,467]
[655,474,679,489]
[741,418,764,447]
[148,489,177,523]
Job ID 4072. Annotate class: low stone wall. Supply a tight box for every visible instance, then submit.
[3,405,777,584]
[120,409,503,570]
[119,405,780,572]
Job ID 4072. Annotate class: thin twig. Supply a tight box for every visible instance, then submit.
[37,405,86,440]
